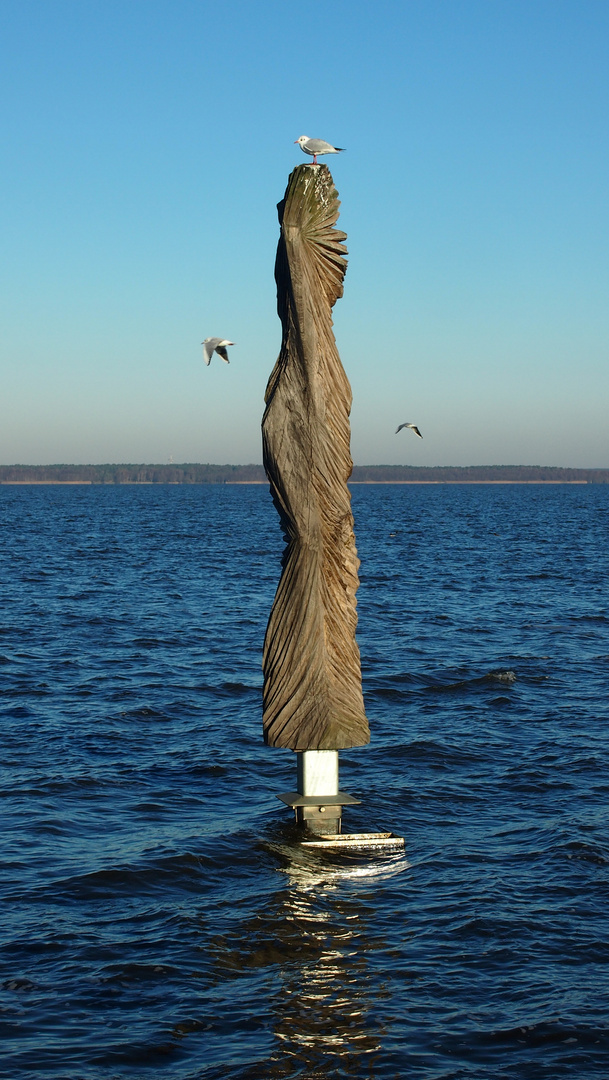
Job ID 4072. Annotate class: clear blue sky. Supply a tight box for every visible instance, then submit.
[1,0,607,467]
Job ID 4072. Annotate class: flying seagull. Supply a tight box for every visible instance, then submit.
[396,423,423,438]
[295,135,345,165]
[202,338,234,366]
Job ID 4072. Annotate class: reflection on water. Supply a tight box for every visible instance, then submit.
[269,879,382,1076]
[209,825,409,1077]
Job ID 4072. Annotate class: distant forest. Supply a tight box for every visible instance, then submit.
[1,463,608,484]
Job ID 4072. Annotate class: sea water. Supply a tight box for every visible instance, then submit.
[1,482,608,1079]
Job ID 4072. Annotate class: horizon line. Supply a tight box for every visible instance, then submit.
[1,462,608,471]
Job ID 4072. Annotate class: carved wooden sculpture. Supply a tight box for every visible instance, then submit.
[262,164,370,751]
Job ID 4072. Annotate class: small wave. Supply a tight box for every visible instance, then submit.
[2,978,38,993]
[212,681,261,699]
[184,763,228,777]
[403,739,485,765]
[560,840,609,865]
[462,1019,609,1052]
[365,669,518,699]
[422,671,517,694]
[43,853,215,900]
[120,706,167,718]
[486,669,517,683]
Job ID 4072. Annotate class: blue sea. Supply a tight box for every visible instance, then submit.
[1,482,608,1079]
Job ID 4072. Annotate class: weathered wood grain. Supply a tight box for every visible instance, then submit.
[262,164,370,750]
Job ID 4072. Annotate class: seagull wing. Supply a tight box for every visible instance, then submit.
[306,138,343,154]
[216,346,230,364]
[202,338,219,365]
[304,139,331,153]
[396,422,423,437]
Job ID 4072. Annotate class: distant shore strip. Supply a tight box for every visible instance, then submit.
[1,464,607,485]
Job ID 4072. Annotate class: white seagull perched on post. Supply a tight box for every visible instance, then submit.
[396,422,423,438]
[202,338,234,366]
[295,135,345,165]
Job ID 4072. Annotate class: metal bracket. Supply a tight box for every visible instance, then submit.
[276,790,361,832]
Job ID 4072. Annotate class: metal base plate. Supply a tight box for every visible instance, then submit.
[277,791,361,807]
[300,831,405,851]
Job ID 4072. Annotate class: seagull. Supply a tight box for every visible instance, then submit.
[295,135,345,165]
[202,338,234,366]
[396,423,423,438]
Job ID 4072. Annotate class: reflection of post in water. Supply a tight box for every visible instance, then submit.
[269,879,382,1073]
[207,842,390,1075]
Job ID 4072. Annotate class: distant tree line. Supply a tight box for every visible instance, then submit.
[1,463,608,484]
[350,465,609,483]
[0,463,266,484]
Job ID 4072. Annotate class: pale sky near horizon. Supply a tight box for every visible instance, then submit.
[1,0,607,468]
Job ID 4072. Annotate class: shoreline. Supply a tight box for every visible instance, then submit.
[0,479,592,487]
